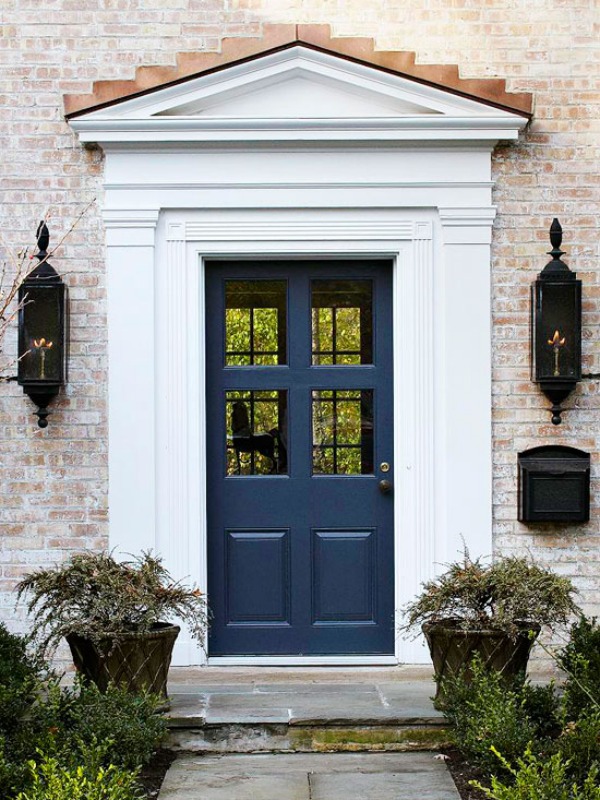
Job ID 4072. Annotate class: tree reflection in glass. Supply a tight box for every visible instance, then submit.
[312,389,373,475]
[311,280,372,365]
[225,281,287,366]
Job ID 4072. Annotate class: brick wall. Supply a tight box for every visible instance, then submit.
[1,0,598,633]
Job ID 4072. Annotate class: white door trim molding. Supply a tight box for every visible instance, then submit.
[103,204,494,666]
[89,46,511,666]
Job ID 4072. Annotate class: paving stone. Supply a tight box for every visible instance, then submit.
[167,666,435,686]
[284,693,389,723]
[158,752,460,799]
[158,760,308,799]
[166,678,444,727]
[377,681,438,704]
[205,694,293,724]
[311,772,458,799]
[204,689,392,725]
[169,684,260,695]
[377,682,444,722]
[167,694,207,727]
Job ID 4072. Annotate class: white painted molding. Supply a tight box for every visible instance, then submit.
[152,208,443,665]
[394,233,436,663]
[439,207,497,244]
[166,221,185,242]
[104,181,495,192]
[83,44,503,665]
[84,46,525,122]
[71,119,525,145]
[437,214,493,562]
[438,207,497,225]
[414,221,433,240]
[156,221,205,666]
[184,218,416,242]
[102,209,160,227]
[107,234,156,557]
[157,234,188,572]
[102,209,160,247]
[69,46,527,148]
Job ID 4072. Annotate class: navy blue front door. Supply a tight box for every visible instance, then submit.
[206,261,394,656]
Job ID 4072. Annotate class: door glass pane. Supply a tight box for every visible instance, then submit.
[312,389,374,475]
[226,390,288,476]
[225,281,287,365]
[311,280,373,365]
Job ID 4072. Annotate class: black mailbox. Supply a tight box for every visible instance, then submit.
[518,446,590,523]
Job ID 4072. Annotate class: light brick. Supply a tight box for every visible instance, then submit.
[0,1,598,661]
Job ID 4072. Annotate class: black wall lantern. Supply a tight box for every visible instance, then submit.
[17,222,68,428]
[532,219,582,425]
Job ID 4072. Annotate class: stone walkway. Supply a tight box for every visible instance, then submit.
[158,752,460,799]
[158,667,459,798]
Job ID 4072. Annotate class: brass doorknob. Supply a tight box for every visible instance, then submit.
[378,479,392,494]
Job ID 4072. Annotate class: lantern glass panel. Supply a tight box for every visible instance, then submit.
[18,285,64,384]
[533,280,581,382]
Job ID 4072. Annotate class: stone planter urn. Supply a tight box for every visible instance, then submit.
[67,623,180,702]
[422,621,540,707]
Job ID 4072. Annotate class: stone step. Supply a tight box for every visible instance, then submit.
[164,675,448,754]
[167,721,450,754]
[158,751,461,800]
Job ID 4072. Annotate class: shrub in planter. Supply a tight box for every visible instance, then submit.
[17,551,208,700]
[402,550,578,704]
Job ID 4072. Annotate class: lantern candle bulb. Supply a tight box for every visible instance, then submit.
[33,338,53,380]
[547,330,566,377]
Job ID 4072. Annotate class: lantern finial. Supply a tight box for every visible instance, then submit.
[541,217,571,276]
[36,221,49,258]
[549,218,563,251]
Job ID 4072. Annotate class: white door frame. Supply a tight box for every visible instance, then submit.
[105,201,495,666]
[75,41,527,666]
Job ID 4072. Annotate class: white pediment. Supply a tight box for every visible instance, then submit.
[69,45,528,146]
[156,73,440,119]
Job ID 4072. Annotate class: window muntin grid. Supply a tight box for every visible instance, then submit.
[312,389,374,475]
